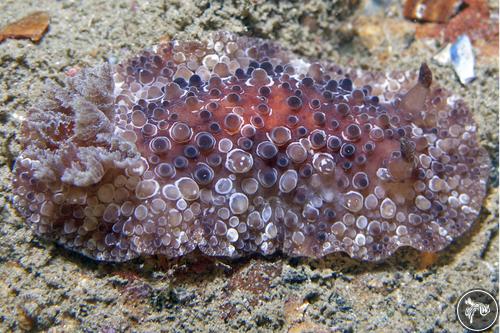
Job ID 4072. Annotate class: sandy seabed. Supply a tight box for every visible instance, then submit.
[0,1,498,332]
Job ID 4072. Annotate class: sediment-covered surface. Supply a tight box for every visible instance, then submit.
[0,1,498,332]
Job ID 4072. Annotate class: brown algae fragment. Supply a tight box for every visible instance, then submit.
[0,11,49,43]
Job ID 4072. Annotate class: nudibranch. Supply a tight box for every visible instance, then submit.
[12,32,490,262]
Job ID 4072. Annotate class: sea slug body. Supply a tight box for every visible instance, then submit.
[12,32,490,262]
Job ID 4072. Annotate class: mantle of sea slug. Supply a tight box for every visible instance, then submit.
[12,32,490,262]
